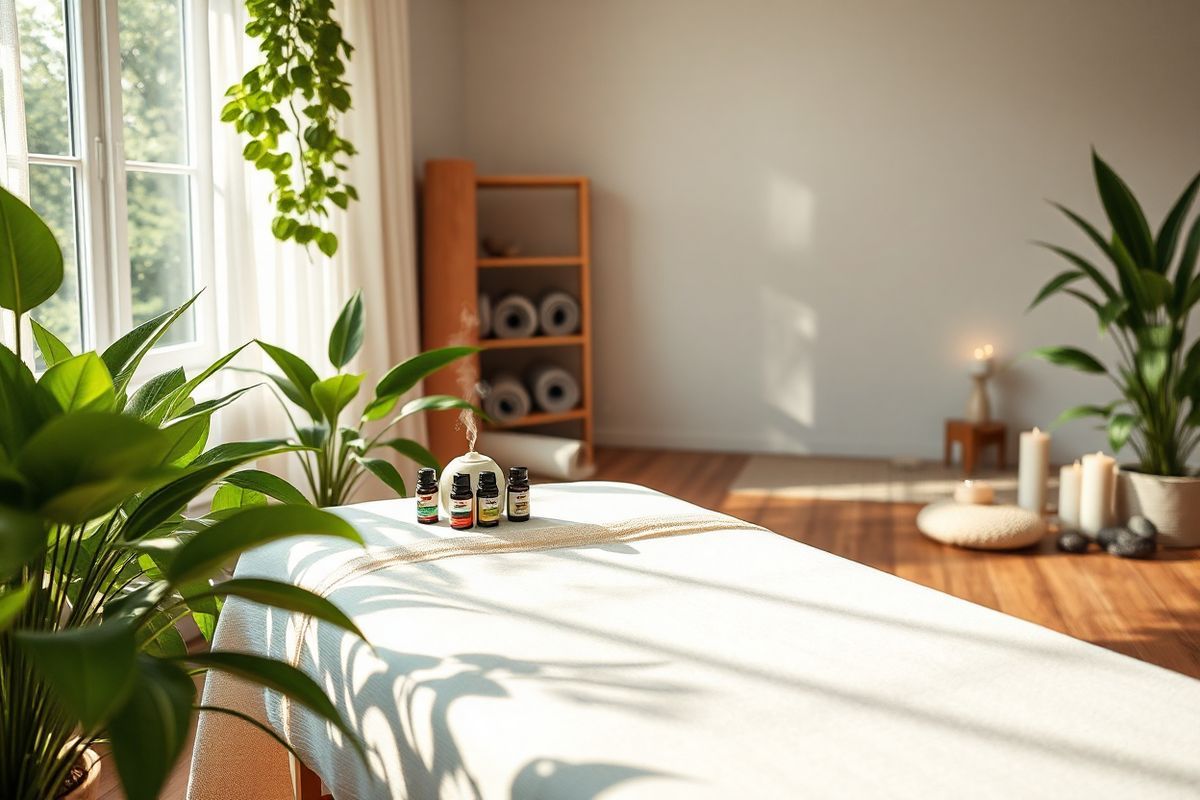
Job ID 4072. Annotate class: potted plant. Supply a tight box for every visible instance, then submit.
[0,186,367,799]
[247,292,479,507]
[1029,150,1200,547]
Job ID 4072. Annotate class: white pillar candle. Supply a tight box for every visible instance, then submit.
[1017,427,1050,514]
[1079,451,1116,535]
[1058,461,1082,527]
[954,480,995,505]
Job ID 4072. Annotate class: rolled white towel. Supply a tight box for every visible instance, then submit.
[482,374,532,423]
[528,364,581,413]
[538,290,581,337]
[477,431,595,481]
[491,294,538,339]
[478,294,492,339]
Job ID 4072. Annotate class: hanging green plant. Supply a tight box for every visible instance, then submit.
[221,0,357,257]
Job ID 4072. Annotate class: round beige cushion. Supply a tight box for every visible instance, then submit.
[916,502,1046,550]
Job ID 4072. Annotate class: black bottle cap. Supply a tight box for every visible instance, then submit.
[417,467,437,484]
[452,473,472,492]
[478,470,497,489]
[508,466,528,482]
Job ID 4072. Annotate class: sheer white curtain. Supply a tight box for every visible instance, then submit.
[208,0,423,500]
[0,0,26,348]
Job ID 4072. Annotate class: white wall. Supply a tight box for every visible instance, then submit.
[408,0,465,175]
[411,0,1200,463]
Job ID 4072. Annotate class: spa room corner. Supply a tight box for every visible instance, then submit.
[0,1,1198,799]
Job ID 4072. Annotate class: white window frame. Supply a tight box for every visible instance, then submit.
[23,0,217,373]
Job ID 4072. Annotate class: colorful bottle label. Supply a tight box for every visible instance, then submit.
[450,495,474,529]
[416,491,438,522]
[508,489,530,518]
[478,495,500,525]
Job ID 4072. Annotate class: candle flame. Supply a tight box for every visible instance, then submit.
[983,344,994,356]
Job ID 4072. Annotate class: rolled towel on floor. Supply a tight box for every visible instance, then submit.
[538,290,581,337]
[528,364,581,413]
[482,374,532,423]
[478,294,492,339]
[491,294,538,339]
[477,431,595,481]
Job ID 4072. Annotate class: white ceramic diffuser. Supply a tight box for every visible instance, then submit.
[439,450,502,515]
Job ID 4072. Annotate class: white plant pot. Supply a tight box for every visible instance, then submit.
[61,747,101,799]
[1115,470,1200,548]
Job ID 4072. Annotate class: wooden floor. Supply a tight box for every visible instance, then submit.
[99,446,1200,798]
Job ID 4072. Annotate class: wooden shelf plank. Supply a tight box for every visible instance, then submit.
[477,175,587,188]
[478,256,583,268]
[480,335,584,350]
[485,408,587,430]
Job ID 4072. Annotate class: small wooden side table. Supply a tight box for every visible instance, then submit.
[944,419,1006,475]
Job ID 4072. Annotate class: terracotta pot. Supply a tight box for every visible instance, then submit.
[1115,470,1200,548]
[59,748,100,800]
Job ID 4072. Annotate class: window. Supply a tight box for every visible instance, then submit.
[16,0,213,366]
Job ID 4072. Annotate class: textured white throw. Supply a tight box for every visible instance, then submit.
[188,482,1200,800]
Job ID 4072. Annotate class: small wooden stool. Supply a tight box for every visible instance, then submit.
[944,419,1006,476]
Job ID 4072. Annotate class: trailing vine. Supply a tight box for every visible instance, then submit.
[221,0,357,256]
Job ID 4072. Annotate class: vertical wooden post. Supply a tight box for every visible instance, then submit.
[421,159,479,465]
[577,179,594,463]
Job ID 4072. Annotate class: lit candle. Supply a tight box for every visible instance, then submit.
[954,480,995,505]
[1058,461,1082,527]
[1079,451,1116,534]
[1017,427,1050,514]
[969,344,994,376]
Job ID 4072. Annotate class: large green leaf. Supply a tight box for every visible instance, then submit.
[256,340,322,419]
[16,620,138,729]
[1050,403,1118,429]
[108,656,196,800]
[378,438,439,470]
[197,578,365,639]
[0,346,59,460]
[328,291,365,369]
[210,483,267,511]
[148,344,251,422]
[125,367,186,419]
[356,456,406,497]
[39,352,115,412]
[1156,171,1200,272]
[1138,269,1173,309]
[0,582,31,632]
[1048,206,1144,320]
[1093,150,1155,270]
[101,293,200,395]
[164,505,361,584]
[1173,217,1200,312]
[1027,270,1083,311]
[312,372,364,424]
[1033,240,1120,304]
[374,346,477,400]
[181,651,361,755]
[1136,348,1169,390]
[17,413,172,522]
[1097,297,1129,332]
[1030,346,1107,375]
[0,509,45,579]
[221,469,311,505]
[1107,413,1138,453]
[30,318,73,367]
[160,415,211,466]
[0,184,63,319]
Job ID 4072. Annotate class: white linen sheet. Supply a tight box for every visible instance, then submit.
[188,482,1200,800]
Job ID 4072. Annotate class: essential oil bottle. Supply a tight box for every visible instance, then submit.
[476,471,501,528]
[415,468,439,524]
[449,473,474,530]
[507,466,530,521]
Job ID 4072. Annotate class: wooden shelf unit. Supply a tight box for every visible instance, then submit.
[420,160,594,465]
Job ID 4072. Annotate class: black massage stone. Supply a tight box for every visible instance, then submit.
[1126,515,1158,541]
[1056,529,1090,553]
[1107,530,1156,559]
[1096,526,1125,549]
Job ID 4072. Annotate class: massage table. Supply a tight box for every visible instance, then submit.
[187,482,1200,799]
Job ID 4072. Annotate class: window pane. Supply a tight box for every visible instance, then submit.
[17,0,72,156]
[27,163,83,353]
[127,170,194,345]
[119,0,188,164]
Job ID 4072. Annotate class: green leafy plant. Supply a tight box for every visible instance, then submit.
[221,0,356,256]
[0,186,365,800]
[251,292,479,507]
[1029,150,1200,476]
